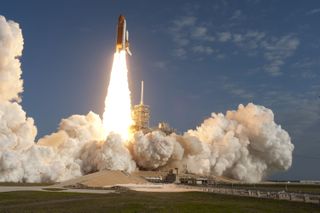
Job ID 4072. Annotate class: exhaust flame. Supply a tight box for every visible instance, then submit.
[103,50,133,140]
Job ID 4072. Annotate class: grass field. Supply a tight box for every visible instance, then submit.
[0,191,319,213]
[0,182,53,186]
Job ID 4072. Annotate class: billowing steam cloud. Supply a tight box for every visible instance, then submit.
[0,15,135,182]
[129,104,294,182]
[0,15,294,183]
[0,16,23,102]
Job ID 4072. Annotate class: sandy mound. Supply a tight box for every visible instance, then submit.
[55,170,148,188]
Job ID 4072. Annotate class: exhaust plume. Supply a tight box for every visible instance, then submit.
[102,51,133,140]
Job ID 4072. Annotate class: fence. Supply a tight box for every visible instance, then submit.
[183,185,320,204]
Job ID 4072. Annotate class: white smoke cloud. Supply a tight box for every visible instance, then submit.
[129,131,178,169]
[81,133,136,173]
[0,15,294,183]
[0,16,23,102]
[128,103,294,182]
[186,103,294,182]
[38,112,136,181]
[0,15,136,183]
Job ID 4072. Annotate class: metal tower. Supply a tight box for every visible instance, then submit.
[132,81,150,131]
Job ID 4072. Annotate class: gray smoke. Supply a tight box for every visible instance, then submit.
[0,15,294,183]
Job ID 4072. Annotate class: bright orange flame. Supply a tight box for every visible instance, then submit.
[103,51,133,140]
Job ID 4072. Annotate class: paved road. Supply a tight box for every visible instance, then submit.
[0,186,115,194]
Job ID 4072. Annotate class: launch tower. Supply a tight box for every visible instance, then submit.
[132,81,150,132]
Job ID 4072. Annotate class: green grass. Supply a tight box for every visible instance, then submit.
[0,182,53,186]
[0,191,319,213]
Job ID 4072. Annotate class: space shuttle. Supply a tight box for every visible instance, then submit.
[116,15,132,56]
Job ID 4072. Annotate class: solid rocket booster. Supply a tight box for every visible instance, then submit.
[116,15,132,56]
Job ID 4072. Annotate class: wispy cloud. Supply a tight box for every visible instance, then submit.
[168,7,300,76]
[232,31,266,49]
[173,48,187,59]
[154,61,168,70]
[169,15,215,58]
[261,35,300,75]
[306,8,320,15]
[172,16,197,28]
[191,26,215,41]
[230,9,246,20]
[217,32,232,42]
[192,45,214,55]
[291,57,320,78]
[222,81,255,99]
[218,31,299,75]
[170,16,195,58]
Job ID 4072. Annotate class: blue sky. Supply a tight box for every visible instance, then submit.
[1,0,319,180]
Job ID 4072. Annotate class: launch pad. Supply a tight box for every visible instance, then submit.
[131,81,176,135]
